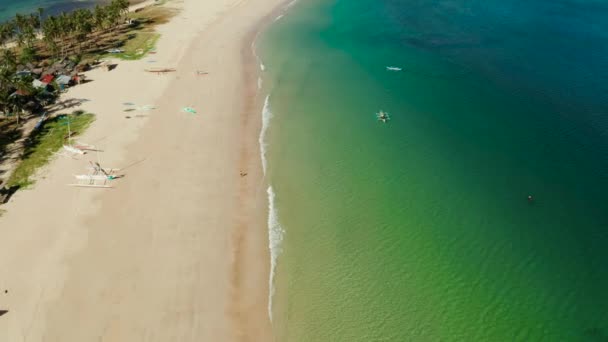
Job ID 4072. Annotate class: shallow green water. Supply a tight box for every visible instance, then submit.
[259,0,607,340]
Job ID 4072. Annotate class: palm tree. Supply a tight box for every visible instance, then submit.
[13,13,28,47]
[72,9,94,54]
[42,16,60,58]
[0,89,11,119]
[10,77,36,124]
[93,5,107,33]
[119,0,130,20]
[56,12,72,58]
[0,49,17,72]
[106,0,127,37]
[0,49,17,120]
[111,0,130,21]
[0,67,24,124]
[37,7,44,28]
[0,23,14,48]
[28,13,41,36]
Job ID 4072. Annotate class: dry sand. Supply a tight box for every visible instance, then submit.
[0,0,284,340]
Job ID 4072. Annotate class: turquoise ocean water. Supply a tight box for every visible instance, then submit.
[0,0,109,22]
[258,0,608,340]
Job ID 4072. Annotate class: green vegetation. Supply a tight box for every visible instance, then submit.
[7,111,94,188]
[0,1,177,128]
[108,32,160,60]
[0,0,131,127]
[0,1,178,207]
[38,0,131,59]
[106,3,177,61]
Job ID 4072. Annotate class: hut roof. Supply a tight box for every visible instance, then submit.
[11,89,31,97]
[56,75,71,85]
[32,79,46,88]
[40,74,55,84]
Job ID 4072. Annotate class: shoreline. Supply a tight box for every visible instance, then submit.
[245,0,298,327]
[0,0,285,340]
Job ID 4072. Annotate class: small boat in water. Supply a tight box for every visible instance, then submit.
[386,66,402,71]
[376,110,390,123]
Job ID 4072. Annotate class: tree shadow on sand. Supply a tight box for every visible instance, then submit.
[0,119,22,167]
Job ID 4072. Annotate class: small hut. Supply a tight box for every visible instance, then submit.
[40,74,55,85]
[56,75,72,88]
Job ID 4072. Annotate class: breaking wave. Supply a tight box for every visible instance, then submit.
[259,95,285,322]
[259,95,271,175]
[266,186,284,322]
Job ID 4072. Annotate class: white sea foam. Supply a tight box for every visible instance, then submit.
[252,14,291,323]
[251,33,262,72]
[259,96,284,322]
[287,0,298,8]
[266,186,284,322]
[259,95,272,175]
[274,14,284,22]
[254,23,277,318]
[252,33,260,55]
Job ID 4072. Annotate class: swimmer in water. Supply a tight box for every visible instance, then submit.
[528,195,534,201]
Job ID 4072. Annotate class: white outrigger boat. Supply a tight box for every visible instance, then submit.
[69,162,120,188]
[376,110,390,123]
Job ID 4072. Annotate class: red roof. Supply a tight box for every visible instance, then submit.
[40,74,55,84]
[11,89,31,97]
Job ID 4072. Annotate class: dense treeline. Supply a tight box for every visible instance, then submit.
[0,0,130,123]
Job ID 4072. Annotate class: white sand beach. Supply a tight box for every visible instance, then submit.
[0,0,282,340]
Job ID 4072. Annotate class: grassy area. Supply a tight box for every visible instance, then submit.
[6,111,95,189]
[101,3,177,61]
[111,32,160,60]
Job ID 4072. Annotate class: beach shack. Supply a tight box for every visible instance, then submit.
[56,75,72,90]
[15,70,32,77]
[32,79,46,89]
[40,74,55,85]
[35,74,56,92]
[10,89,31,97]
